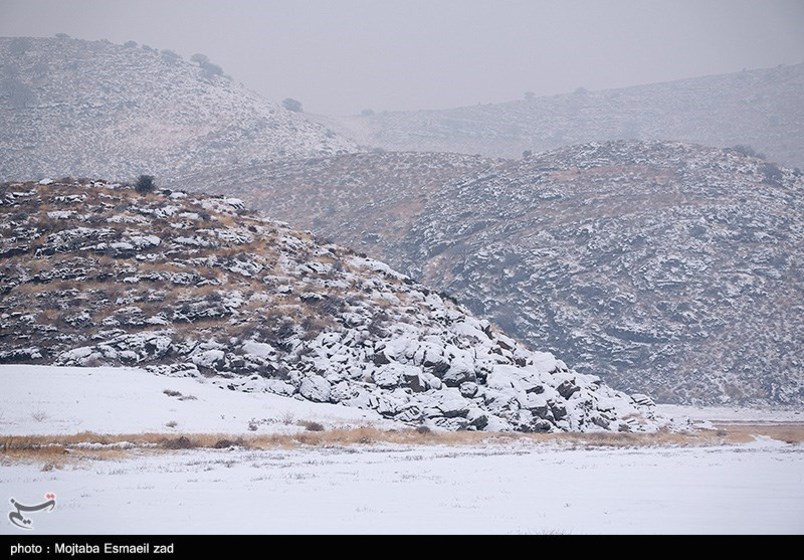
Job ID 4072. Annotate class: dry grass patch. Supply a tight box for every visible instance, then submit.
[247,426,494,448]
[538,423,804,447]
[712,423,804,445]
[3,423,802,466]
[0,434,134,468]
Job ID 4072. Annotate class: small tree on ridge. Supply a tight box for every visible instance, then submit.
[135,175,155,194]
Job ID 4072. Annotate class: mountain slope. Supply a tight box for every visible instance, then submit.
[174,151,499,261]
[0,36,357,182]
[193,141,804,405]
[0,178,658,432]
[310,63,804,169]
[407,141,803,405]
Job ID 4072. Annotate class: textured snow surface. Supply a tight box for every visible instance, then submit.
[0,365,384,436]
[2,441,802,534]
[657,405,804,424]
[2,364,800,534]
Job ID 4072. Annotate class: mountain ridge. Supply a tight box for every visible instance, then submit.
[308,63,804,169]
[0,36,357,183]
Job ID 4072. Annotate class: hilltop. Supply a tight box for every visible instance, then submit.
[310,63,804,169]
[0,36,357,182]
[0,178,658,432]
[193,141,804,405]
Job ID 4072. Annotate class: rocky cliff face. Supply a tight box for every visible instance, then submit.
[185,141,804,405]
[0,179,658,432]
[0,36,357,183]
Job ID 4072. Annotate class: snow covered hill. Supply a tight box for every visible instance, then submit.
[0,36,357,183]
[190,141,804,406]
[309,63,804,169]
[173,151,499,262]
[0,179,658,432]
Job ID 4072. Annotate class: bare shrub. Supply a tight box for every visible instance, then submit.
[213,438,246,449]
[299,420,325,432]
[162,436,195,449]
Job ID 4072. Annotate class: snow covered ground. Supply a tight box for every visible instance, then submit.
[2,365,803,534]
[0,365,384,436]
[2,440,802,534]
[656,404,803,424]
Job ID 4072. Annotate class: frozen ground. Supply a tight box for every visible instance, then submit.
[2,365,803,534]
[2,440,802,534]
[656,404,804,424]
[0,365,385,436]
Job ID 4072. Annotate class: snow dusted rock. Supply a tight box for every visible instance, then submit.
[631,394,656,407]
[299,376,332,403]
[459,382,479,398]
[0,347,43,362]
[0,179,660,432]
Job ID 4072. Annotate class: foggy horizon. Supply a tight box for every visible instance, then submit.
[1,0,803,115]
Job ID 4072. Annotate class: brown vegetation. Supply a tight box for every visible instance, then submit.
[2,422,802,467]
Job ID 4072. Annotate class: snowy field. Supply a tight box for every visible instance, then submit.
[0,365,384,436]
[2,365,803,534]
[656,404,803,424]
[3,440,803,534]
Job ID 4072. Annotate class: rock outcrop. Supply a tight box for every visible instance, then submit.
[0,179,659,432]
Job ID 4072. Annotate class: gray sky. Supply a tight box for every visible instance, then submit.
[1,0,803,115]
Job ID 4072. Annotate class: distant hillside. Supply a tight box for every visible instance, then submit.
[310,64,804,169]
[175,151,499,262]
[0,178,658,432]
[197,141,804,406]
[0,36,357,182]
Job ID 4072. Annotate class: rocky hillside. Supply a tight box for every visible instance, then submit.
[174,151,498,262]
[310,63,804,169]
[193,141,804,406]
[0,36,356,183]
[407,142,803,405]
[0,179,658,432]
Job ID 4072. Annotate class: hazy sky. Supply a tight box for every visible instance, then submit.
[1,0,803,114]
